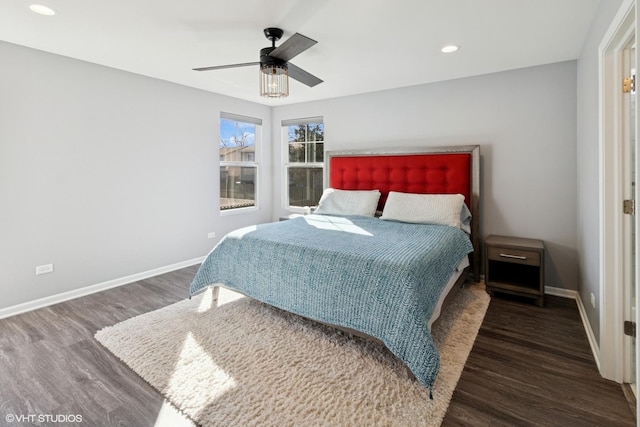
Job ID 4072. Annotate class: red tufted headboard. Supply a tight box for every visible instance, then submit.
[326,146,480,281]
[329,153,471,212]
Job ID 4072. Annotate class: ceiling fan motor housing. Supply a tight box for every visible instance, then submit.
[260,47,287,73]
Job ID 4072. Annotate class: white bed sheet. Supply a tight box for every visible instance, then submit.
[428,256,470,328]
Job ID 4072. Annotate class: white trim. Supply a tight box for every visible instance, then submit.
[599,0,636,383]
[544,286,601,370]
[219,205,259,216]
[576,290,602,371]
[545,286,577,299]
[0,257,205,320]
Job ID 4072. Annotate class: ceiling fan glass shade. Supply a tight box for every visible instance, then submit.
[260,63,289,98]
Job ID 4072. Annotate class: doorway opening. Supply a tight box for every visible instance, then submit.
[599,0,638,421]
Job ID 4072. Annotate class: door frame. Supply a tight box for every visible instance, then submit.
[599,0,638,403]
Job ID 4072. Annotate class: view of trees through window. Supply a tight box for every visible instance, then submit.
[286,121,324,208]
[220,116,258,211]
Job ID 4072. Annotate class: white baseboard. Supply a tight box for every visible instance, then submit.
[545,286,577,299]
[574,291,601,370]
[0,256,205,321]
[545,286,601,371]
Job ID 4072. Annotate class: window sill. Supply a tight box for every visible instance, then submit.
[220,206,258,216]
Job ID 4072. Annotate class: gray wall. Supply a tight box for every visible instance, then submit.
[576,0,625,343]
[0,38,584,313]
[272,61,578,290]
[0,41,272,311]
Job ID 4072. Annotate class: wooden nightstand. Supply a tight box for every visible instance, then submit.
[485,235,545,307]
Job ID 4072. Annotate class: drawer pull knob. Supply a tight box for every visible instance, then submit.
[500,253,527,260]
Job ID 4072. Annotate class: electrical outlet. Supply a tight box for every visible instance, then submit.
[207,232,216,239]
[36,264,54,275]
[590,293,596,308]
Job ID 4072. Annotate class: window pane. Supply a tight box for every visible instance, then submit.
[288,167,323,207]
[316,142,324,162]
[307,123,324,142]
[287,123,324,143]
[220,114,259,212]
[288,125,305,143]
[307,142,324,163]
[285,120,323,208]
[289,142,306,163]
[288,142,324,164]
[220,166,256,210]
[220,118,256,162]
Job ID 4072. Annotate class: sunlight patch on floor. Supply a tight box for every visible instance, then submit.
[166,332,237,418]
[153,400,194,427]
[197,287,246,313]
[217,287,246,306]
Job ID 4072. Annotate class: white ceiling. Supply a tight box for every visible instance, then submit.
[0,0,601,106]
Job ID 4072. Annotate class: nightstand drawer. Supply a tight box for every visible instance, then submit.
[487,246,540,266]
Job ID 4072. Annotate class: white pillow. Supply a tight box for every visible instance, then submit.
[314,188,381,217]
[460,202,472,234]
[380,192,466,228]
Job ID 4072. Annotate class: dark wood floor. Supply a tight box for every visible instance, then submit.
[0,267,635,426]
[443,293,636,427]
[0,267,199,427]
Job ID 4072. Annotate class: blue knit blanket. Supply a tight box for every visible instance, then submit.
[190,214,473,389]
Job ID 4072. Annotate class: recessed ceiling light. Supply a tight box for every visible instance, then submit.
[29,4,56,16]
[441,45,460,53]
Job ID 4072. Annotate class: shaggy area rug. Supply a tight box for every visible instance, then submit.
[95,282,489,427]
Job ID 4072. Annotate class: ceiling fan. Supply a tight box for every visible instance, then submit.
[193,28,323,98]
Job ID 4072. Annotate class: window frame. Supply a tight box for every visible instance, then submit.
[282,117,325,213]
[219,112,262,216]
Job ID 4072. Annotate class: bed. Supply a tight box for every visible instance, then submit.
[190,145,480,393]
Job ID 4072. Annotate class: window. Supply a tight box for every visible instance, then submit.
[283,117,324,209]
[220,113,261,212]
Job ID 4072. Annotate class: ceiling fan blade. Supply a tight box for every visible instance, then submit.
[287,63,323,87]
[193,62,259,72]
[270,33,317,62]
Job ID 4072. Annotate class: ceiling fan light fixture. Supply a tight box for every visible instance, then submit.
[260,63,289,98]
